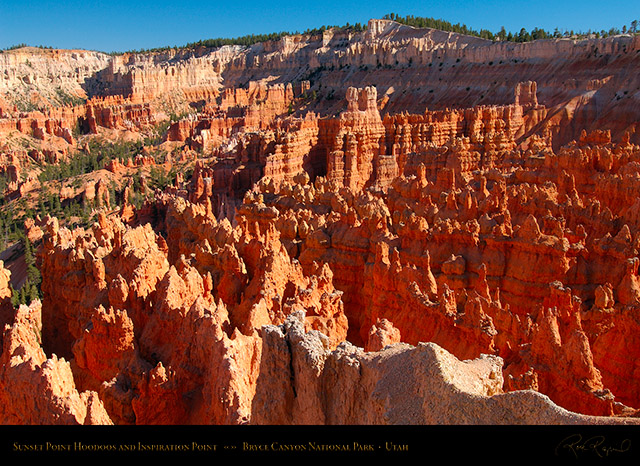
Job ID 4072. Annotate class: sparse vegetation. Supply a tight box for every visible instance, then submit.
[15,100,40,113]
[1,44,55,52]
[143,120,171,146]
[109,22,368,55]
[0,137,170,301]
[0,139,152,254]
[55,88,87,107]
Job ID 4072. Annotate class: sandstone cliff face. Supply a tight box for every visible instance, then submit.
[1,18,638,189]
[20,195,350,424]
[2,20,640,425]
[0,47,111,108]
[3,18,638,136]
[0,300,112,424]
[227,115,640,416]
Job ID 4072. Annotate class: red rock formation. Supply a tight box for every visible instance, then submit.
[325,86,388,190]
[365,318,401,352]
[86,96,156,131]
[0,300,112,424]
[3,19,640,425]
[27,194,351,424]
[226,116,640,416]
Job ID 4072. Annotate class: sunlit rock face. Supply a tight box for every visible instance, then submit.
[2,19,640,425]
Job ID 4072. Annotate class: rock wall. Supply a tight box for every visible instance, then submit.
[230,122,640,417]
[0,47,111,108]
[2,19,640,425]
[0,299,112,424]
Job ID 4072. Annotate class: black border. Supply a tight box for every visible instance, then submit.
[2,425,639,460]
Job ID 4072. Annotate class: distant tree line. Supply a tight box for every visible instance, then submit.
[3,16,639,55]
[110,22,368,55]
[383,13,640,41]
[0,43,55,52]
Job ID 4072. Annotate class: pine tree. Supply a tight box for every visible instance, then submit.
[11,286,19,307]
[53,195,61,214]
[109,185,117,208]
[19,285,27,305]
[28,283,39,304]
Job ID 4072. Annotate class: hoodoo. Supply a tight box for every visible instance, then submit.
[1,17,640,426]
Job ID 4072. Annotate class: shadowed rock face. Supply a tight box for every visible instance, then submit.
[2,20,640,425]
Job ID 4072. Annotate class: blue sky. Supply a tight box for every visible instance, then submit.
[1,0,639,53]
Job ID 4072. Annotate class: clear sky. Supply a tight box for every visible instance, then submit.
[1,0,639,53]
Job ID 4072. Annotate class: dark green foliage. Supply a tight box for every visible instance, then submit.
[383,13,497,40]
[143,120,171,146]
[186,31,294,50]
[38,140,142,183]
[2,43,28,51]
[0,208,23,253]
[0,139,171,306]
[0,44,54,52]
[0,139,149,254]
[0,171,10,200]
[109,181,118,208]
[382,13,640,42]
[10,232,42,307]
[148,165,177,191]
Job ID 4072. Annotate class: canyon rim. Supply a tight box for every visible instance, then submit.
[1,13,640,456]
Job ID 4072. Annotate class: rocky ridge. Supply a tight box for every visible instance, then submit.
[1,19,640,425]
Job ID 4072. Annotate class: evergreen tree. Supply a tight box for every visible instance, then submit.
[38,194,46,217]
[16,233,42,305]
[19,285,26,305]
[0,218,5,252]
[10,286,19,307]
[28,283,38,304]
[109,184,117,208]
[54,195,61,214]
